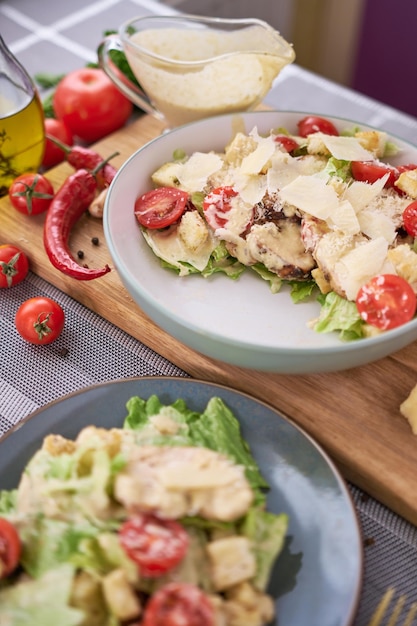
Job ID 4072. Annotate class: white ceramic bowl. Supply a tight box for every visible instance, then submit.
[103,110,417,374]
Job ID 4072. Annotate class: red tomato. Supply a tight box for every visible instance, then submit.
[42,118,74,169]
[203,186,238,230]
[9,173,54,216]
[0,244,29,288]
[53,68,133,143]
[119,514,189,578]
[351,161,398,187]
[0,518,21,579]
[356,274,417,330]
[134,187,189,229]
[397,163,417,174]
[15,296,65,345]
[297,115,339,137]
[274,134,299,152]
[403,200,417,237]
[142,583,214,626]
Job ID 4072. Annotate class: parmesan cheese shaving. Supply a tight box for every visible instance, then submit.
[334,237,392,300]
[344,175,389,213]
[239,133,276,175]
[279,175,339,219]
[267,153,325,192]
[176,151,223,192]
[327,199,360,235]
[320,134,375,161]
[357,210,397,244]
[142,225,217,275]
[233,172,268,205]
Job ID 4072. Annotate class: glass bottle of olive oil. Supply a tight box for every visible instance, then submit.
[0,35,45,197]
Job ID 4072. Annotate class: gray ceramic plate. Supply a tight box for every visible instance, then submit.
[0,377,362,625]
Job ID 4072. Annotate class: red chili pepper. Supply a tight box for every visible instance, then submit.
[43,168,111,280]
[67,146,118,189]
[45,135,118,189]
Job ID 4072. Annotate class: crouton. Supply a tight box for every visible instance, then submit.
[387,244,417,288]
[177,210,210,251]
[395,168,417,198]
[207,536,256,590]
[42,434,76,456]
[102,569,142,621]
[306,132,331,156]
[400,384,417,435]
[355,130,387,157]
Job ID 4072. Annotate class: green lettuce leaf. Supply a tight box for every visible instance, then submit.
[289,279,317,303]
[240,508,289,591]
[0,489,17,514]
[322,157,351,180]
[19,516,99,579]
[250,263,282,294]
[0,564,84,626]
[124,395,269,501]
[314,291,365,340]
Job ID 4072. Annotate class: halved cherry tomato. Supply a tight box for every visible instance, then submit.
[203,186,238,230]
[356,274,417,330]
[397,164,417,174]
[0,518,21,579]
[9,173,54,215]
[351,161,398,187]
[42,118,74,169]
[0,244,29,288]
[274,134,299,152]
[403,200,417,237]
[142,583,214,626]
[15,296,65,345]
[119,514,189,578]
[297,115,339,137]
[134,187,189,229]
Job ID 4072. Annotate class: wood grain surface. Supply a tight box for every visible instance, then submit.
[2,114,417,526]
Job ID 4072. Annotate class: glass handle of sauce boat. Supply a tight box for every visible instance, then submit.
[97,36,162,120]
[0,35,45,197]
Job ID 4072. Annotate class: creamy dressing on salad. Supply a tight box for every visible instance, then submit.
[0,395,288,625]
[142,121,417,339]
[126,27,294,126]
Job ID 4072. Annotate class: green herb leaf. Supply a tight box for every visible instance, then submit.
[34,73,65,89]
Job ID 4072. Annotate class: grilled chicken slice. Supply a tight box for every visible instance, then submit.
[221,192,315,279]
[114,446,253,522]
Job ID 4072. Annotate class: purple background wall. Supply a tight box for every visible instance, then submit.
[351,0,417,118]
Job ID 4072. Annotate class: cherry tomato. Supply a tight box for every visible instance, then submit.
[0,518,21,579]
[119,514,189,578]
[9,173,54,216]
[203,186,238,230]
[53,68,133,143]
[15,296,65,345]
[134,187,189,229]
[297,115,339,137]
[42,118,74,169]
[403,200,417,237]
[0,244,29,288]
[356,274,417,330]
[397,163,417,174]
[142,583,214,626]
[274,134,299,152]
[351,161,398,187]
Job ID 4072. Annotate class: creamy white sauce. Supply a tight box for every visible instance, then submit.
[125,27,294,126]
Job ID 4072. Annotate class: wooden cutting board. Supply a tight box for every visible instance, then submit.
[2,114,417,526]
